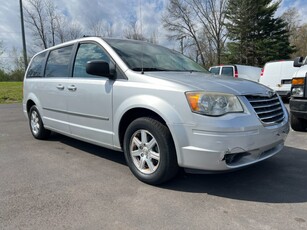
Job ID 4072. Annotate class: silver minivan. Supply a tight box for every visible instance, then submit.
[23,37,289,184]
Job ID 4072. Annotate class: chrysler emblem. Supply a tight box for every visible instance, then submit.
[266,90,274,98]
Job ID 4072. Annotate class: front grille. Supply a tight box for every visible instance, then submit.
[245,94,285,125]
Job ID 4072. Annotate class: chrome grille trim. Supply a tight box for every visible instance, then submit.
[245,94,285,125]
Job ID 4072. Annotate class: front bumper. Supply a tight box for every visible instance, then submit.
[289,98,307,119]
[169,107,289,172]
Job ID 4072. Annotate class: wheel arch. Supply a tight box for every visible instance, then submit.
[26,99,36,115]
[118,108,168,150]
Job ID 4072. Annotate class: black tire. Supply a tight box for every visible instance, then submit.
[290,112,307,132]
[123,117,179,185]
[29,105,51,140]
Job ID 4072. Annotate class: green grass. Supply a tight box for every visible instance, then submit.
[0,82,23,104]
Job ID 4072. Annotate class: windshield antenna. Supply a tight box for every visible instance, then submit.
[139,0,144,74]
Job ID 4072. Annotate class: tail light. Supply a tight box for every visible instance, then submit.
[260,68,264,77]
[234,69,238,78]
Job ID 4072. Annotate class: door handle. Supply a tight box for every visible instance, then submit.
[56,84,64,90]
[67,85,77,91]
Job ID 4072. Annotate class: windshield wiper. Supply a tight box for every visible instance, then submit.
[132,67,171,72]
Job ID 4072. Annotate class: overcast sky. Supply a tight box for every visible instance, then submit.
[0,0,306,70]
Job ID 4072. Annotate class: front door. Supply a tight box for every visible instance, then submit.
[66,42,114,147]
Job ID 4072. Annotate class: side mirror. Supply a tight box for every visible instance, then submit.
[293,57,304,67]
[86,60,114,78]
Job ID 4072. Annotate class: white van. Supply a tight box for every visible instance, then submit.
[259,60,298,99]
[209,64,261,82]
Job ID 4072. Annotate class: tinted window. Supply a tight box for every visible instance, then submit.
[221,67,234,77]
[209,67,220,75]
[73,43,110,78]
[105,39,208,73]
[45,45,73,78]
[26,52,46,78]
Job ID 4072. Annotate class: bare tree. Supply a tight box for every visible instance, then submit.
[124,19,146,41]
[281,7,307,58]
[24,0,49,49]
[24,0,83,49]
[162,0,228,66]
[0,41,5,69]
[89,20,113,37]
[149,30,159,44]
[190,0,228,64]
[162,0,205,65]
[281,7,301,34]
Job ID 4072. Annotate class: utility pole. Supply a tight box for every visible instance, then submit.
[19,0,28,70]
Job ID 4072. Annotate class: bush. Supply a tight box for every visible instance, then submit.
[0,68,25,82]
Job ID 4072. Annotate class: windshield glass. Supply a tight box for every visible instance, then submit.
[105,39,208,73]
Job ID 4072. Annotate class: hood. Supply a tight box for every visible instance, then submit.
[145,71,272,96]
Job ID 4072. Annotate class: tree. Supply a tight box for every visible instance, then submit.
[0,40,4,69]
[124,19,146,41]
[162,0,205,65]
[281,7,307,58]
[88,19,114,37]
[162,0,228,66]
[190,0,228,65]
[24,0,53,49]
[24,0,83,49]
[225,0,294,66]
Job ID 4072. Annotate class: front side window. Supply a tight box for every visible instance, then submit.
[73,43,110,78]
[45,45,73,78]
[209,67,220,75]
[26,52,46,78]
[221,67,234,77]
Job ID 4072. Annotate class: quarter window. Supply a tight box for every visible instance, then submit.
[45,45,73,78]
[221,67,234,77]
[26,52,46,78]
[73,43,110,78]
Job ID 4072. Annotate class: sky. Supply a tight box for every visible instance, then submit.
[0,0,306,70]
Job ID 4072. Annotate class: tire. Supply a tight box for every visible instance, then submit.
[290,112,307,132]
[123,117,178,185]
[29,105,51,139]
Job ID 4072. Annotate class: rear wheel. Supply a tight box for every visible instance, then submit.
[29,105,51,139]
[290,112,307,132]
[123,117,178,185]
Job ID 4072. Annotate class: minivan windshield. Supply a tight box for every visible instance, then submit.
[105,39,208,73]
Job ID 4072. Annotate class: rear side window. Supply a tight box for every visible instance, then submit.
[26,52,46,78]
[209,67,220,75]
[45,45,73,78]
[73,43,110,78]
[221,67,234,77]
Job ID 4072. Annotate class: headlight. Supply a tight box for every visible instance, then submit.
[185,92,244,116]
[291,86,304,97]
[291,77,305,97]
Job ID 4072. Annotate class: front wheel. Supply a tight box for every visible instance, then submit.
[29,105,51,139]
[123,117,178,185]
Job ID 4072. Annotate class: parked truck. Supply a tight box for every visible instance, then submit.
[290,56,307,131]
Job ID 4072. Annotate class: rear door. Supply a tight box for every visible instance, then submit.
[66,42,114,147]
[37,45,74,134]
